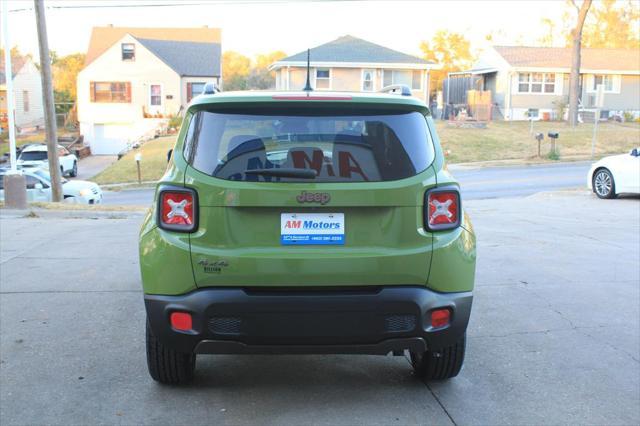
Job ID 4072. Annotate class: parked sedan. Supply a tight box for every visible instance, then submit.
[17,144,78,177]
[0,168,102,204]
[588,148,640,199]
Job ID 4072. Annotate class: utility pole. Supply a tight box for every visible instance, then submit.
[2,0,27,209]
[34,0,63,202]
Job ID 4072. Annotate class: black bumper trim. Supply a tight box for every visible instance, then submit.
[145,286,472,355]
[194,337,427,355]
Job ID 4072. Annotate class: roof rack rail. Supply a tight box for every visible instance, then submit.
[379,84,412,96]
[203,82,220,95]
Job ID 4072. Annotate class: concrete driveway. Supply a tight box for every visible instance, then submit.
[0,191,638,425]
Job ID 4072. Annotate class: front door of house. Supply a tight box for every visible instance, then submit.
[148,84,162,115]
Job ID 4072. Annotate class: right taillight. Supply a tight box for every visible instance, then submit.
[425,187,461,231]
[157,186,198,232]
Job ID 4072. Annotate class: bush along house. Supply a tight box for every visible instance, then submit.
[77,26,221,155]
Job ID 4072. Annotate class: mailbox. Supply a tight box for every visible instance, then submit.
[548,132,559,139]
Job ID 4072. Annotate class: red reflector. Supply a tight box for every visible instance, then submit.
[161,192,194,226]
[170,312,192,331]
[431,309,450,328]
[428,191,459,226]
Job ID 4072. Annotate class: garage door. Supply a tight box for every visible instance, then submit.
[92,124,130,155]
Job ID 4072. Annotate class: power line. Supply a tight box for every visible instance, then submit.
[8,0,370,12]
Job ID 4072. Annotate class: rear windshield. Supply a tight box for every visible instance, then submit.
[19,151,48,161]
[184,108,435,183]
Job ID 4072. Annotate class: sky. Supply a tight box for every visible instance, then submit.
[3,0,569,61]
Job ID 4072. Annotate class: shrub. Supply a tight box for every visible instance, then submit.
[623,111,635,122]
[168,115,183,130]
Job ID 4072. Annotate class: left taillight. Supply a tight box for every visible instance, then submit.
[424,187,461,231]
[157,186,198,232]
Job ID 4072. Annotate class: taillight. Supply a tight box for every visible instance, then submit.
[157,186,198,232]
[425,187,461,231]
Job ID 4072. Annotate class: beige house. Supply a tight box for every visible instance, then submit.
[1,55,44,132]
[459,46,640,121]
[269,36,436,101]
[77,27,221,155]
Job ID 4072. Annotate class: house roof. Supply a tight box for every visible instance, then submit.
[275,35,433,67]
[136,38,221,77]
[84,26,221,65]
[0,56,27,85]
[493,46,640,72]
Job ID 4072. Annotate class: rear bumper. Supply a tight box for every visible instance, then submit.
[145,286,473,355]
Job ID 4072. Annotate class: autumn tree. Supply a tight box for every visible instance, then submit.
[420,30,475,95]
[247,51,287,89]
[223,50,287,90]
[222,51,251,90]
[51,52,85,100]
[579,0,640,48]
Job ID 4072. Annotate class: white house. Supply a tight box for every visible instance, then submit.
[0,55,45,131]
[452,46,640,121]
[77,26,221,155]
[270,35,436,102]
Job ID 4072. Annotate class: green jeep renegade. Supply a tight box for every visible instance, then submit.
[139,87,476,384]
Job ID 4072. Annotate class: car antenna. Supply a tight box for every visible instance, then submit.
[303,48,313,92]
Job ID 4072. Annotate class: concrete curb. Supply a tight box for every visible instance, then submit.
[1,207,147,220]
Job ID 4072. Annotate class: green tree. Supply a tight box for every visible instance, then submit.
[420,30,475,94]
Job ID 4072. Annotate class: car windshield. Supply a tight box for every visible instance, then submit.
[19,151,48,161]
[184,108,435,182]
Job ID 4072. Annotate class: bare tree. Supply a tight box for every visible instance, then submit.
[568,0,592,127]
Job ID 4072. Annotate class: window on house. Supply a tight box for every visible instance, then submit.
[23,90,29,112]
[518,72,555,93]
[315,69,330,89]
[90,82,131,103]
[383,70,393,87]
[412,71,422,90]
[150,85,162,106]
[362,69,374,91]
[187,82,205,102]
[593,75,614,91]
[383,69,417,89]
[122,43,135,61]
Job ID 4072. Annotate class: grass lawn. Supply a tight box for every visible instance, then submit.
[90,121,640,184]
[436,121,640,164]
[92,136,175,185]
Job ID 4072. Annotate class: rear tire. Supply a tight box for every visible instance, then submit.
[593,168,616,199]
[411,333,466,380]
[146,319,196,385]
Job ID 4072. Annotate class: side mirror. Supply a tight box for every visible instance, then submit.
[34,183,44,190]
[631,148,638,157]
[167,148,173,163]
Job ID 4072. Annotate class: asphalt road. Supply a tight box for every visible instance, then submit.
[100,162,593,206]
[1,191,638,425]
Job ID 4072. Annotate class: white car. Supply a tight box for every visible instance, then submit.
[17,144,78,177]
[0,168,102,204]
[588,148,640,199]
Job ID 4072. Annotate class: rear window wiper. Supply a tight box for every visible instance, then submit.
[244,168,317,179]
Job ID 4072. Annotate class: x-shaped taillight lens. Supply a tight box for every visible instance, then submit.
[425,188,461,231]
[158,188,198,232]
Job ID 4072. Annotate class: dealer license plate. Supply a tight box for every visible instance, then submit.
[280,213,345,245]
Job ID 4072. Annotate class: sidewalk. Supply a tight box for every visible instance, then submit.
[74,155,118,180]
